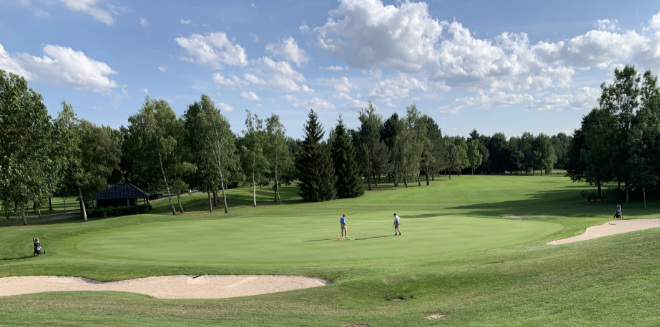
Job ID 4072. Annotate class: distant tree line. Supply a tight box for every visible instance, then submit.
[1,68,581,223]
[566,66,660,206]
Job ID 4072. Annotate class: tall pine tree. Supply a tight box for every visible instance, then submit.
[297,109,336,202]
[331,116,364,198]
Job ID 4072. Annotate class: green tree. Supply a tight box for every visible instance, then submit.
[239,110,268,207]
[467,139,483,175]
[298,109,336,202]
[357,102,388,190]
[265,114,293,204]
[184,95,236,213]
[565,108,616,198]
[0,70,63,225]
[331,116,364,198]
[126,97,179,215]
[532,133,557,175]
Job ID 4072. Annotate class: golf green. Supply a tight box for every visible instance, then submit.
[62,215,562,265]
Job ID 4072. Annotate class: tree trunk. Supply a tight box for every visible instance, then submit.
[177,192,184,213]
[78,187,88,222]
[425,170,430,186]
[63,196,67,213]
[448,170,452,180]
[21,205,27,225]
[417,172,421,187]
[207,191,213,213]
[158,152,177,215]
[274,151,281,205]
[213,189,218,207]
[403,172,408,188]
[597,182,602,198]
[49,198,53,211]
[366,173,372,191]
[625,182,630,203]
[643,186,647,208]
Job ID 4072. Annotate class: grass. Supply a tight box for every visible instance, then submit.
[1,175,659,326]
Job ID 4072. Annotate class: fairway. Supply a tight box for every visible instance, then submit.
[64,215,562,265]
[3,175,660,326]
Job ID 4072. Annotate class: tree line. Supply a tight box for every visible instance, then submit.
[566,66,660,206]
[2,69,574,224]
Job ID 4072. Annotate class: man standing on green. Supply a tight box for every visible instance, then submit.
[393,213,401,236]
[340,213,348,238]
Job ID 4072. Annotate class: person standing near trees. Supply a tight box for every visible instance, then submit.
[340,213,348,238]
[393,213,402,236]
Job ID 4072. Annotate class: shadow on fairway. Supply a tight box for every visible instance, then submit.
[354,235,390,241]
[0,255,34,261]
[404,213,441,219]
[304,238,339,242]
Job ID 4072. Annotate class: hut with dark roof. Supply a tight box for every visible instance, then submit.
[94,183,150,208]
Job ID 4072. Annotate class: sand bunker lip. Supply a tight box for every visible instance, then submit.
[0,275,330,299]
[548,218,660,245]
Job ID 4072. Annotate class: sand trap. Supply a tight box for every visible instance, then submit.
[505,215,567,219]
[0,275,330,299]
[548,218,660,245]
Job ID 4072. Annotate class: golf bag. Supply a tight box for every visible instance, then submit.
[614,205,622,219]
[33,238,45,256]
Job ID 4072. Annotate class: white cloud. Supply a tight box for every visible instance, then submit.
[179,19,191,25]
[525,87,599,111]
[369,74,427,102]
[251,2,257,10]
[439,91,533,114]
[212,72,234,85]
[597,19,618,32]
[244,73,265,85]
[333,76,352,94]
[158,65,167,72]
[217,102,234,113]
[139,17,148,26]
[0,43,32,79]
[285,95,335,110]
[323,65,347,71]
[260,57,304,81]
[16,44,117,93]
[176,32,248,70]
[651,13,660,31]
[316,0,443,72]
[265,36,309,66]
[239,91,259,101]
[58,0,116,25]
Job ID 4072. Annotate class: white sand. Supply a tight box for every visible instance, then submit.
[548,218,660,245]
[0,275,330,299]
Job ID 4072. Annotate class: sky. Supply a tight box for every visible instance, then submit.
[1,0,660,140]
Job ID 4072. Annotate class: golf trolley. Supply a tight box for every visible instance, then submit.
[33,238,45,256]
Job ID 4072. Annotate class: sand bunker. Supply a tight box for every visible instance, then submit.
[548,218,660,245]
[0,275,330,299]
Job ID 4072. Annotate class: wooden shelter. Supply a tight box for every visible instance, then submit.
[94,183,150,208]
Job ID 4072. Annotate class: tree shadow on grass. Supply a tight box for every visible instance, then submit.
[446,187,612,218]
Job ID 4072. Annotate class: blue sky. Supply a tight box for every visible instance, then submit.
[1,0,660,140]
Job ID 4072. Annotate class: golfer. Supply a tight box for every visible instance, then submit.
[340,213,348,238]
[393,213,401,236]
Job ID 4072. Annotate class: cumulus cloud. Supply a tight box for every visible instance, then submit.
[244,73,265,85]
[139,17,148,26]
[0,43,32,79]
[179,19,191,25]
[158,65,167,72]
[14,44,118,93]
[58,0,117,25]
[524,87,600,112]
[217,102,234,113]
[265,36,309,66]
[323,65,347,71]
[176,32,248,70]
[316,0,442,72]
[285,95,335,110]
[369,74,427,102]
[239,91,259,100]
[439,91,533,114]
[316,0,660,98]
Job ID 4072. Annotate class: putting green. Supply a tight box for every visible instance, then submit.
[61,215,562,266]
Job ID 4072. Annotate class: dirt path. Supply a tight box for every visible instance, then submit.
[0,275,330,299]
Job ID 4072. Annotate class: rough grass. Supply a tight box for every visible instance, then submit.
[1,175,659,326]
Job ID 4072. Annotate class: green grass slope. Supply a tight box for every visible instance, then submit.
[1,175,659,326]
